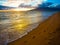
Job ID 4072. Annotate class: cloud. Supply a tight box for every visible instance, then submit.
[1,0,43,7]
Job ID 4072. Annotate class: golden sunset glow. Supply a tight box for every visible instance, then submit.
[10,8,35,11]
[0,10,43,43]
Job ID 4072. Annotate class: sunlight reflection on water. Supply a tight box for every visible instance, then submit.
[0,10,43,43]
[0,10,57,45]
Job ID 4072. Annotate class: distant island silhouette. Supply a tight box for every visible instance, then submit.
[0,5,14,10]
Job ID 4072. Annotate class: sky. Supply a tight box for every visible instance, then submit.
[44,0,60,4]
[0,0,60,7]
[0,0,43,7]
[0,0,7,4]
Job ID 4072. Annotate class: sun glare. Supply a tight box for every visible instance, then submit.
[10,8,35,11]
